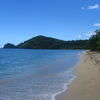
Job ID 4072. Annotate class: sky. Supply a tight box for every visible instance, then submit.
[0,0,100,47]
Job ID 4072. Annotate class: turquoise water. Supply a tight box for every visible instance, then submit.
[0,49,83,100]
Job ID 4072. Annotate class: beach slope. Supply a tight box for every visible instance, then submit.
[56,51,100,100]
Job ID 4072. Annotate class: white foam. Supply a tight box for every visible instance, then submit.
[52,75,76,100]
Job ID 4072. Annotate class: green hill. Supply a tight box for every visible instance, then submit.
[3,43,16,48]
[16,35,88,49]
[17,35,68,49]
[3,30,100,50]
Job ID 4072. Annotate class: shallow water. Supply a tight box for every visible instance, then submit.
[0,49,83,100]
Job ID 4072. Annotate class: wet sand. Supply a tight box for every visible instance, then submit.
[56,51,100,100]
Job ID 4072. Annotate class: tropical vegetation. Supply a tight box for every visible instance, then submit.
[89,30,100,51]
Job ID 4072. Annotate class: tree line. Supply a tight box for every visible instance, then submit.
[89,30,100,51]
[3,30,100,51]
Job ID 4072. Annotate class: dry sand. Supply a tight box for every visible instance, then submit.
[56,51,100,100]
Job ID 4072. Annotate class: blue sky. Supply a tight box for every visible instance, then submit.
[0,0,100,47]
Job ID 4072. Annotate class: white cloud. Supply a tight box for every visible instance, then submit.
[85,31,96,37]
[88,4,99,9]
[78,35,82,39]
[94,23,100,26]
[78,31,96,39]
[81,4,100,10]
[81,7,85,10]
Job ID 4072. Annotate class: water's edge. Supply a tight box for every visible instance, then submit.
[0,49,85,100]
[55,51,85,100]
[54,75,76,100]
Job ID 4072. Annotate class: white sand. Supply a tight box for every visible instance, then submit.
[56,51,100,100]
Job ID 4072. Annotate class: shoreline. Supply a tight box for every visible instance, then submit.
[53,75,76,100]
[54,51,84,100]
[56,51,100,100]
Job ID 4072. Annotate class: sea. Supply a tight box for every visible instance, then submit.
[0,49,83,100]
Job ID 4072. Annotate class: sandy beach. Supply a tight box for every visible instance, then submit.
[56,51,100,100]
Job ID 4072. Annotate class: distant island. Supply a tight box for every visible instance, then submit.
[3,35,89,49]
[3,30,100,50]
[4,43,16,48]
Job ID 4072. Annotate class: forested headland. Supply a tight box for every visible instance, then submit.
[3,35,88,49]
[3,30,100,51]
